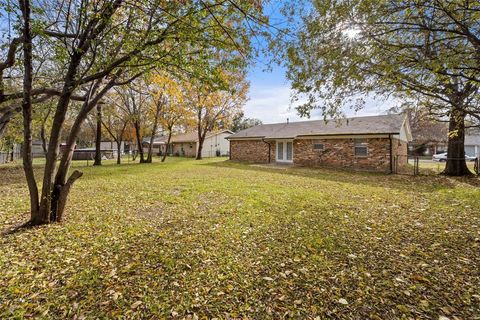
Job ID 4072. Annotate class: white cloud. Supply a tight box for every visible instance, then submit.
[243,85,304,124]
[244,84,401,124]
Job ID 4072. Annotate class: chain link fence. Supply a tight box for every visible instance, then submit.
[393,155,480,176]
[0,150,22,164]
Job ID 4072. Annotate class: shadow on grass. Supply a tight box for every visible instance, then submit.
[1,219,35,236]
[203,160,480,192]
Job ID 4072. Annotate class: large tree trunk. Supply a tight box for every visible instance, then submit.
[20,0,41,224]
[37,53,82,223]
[443,107,472,176]
[94,104,102,165]
[51,79,115,222]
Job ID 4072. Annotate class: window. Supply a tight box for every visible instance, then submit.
[286,142,293,160]
[354,146,368,156]
[354,139,368,156]
[313,143,324,150]
[277,142,284,160]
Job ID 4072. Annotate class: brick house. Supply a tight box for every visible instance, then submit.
[226,114,412,173]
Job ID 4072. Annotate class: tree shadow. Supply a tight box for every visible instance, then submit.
[1,219,36,237]
[202,160,479,193]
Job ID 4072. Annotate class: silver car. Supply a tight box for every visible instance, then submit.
[432,152,476,162]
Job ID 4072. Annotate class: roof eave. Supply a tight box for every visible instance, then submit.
[226,136,265,140]
[296,132,401,138]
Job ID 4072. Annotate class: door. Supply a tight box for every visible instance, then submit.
[276,140,293,163]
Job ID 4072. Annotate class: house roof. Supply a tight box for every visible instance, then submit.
[411,121,449,144]
[227,114,407,140]
[151,130,233,144]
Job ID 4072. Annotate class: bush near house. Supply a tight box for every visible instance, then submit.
[0,158,479,318]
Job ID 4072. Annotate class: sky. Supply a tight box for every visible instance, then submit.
[242,3,398,125]
[243,65,398,124]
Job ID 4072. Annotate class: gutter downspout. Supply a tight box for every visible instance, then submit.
[389,134,393,174]
[262,138,271,163]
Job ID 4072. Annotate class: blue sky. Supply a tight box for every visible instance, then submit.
[243,2,398,124]
[244,64,398,124]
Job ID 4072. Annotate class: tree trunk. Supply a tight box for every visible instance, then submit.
[443,107,472,176]
[29,1,121,223]
[196,127,207,160]
[94,104,102,165]
[146,107,161,163]
[116,140,122,164]
[51,79,115,222]
[10,144,14,162]
[40,123,48,156]
[39,107,51,157]
[161,130,172,162]
[37,53,83,223]
[134,120,146,163]
[20,0,41,224]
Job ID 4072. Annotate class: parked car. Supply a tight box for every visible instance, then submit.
[465,154,477,162]
[432,152,447,162]
[432,152,477,162]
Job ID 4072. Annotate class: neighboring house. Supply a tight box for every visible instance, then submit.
[408,121,448,156]
[32,140,46,158]
[99,140,127,158]
[148,130,232,158]
[0,143,21,163]
[227,114,412,173]
[409,125,480,157]
[465,130,480,157]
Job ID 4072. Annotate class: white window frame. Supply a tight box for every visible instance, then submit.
[276,140,293,163]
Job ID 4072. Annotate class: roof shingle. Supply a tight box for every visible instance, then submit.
[227,114,406,140]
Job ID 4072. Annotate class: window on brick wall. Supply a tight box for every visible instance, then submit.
[354,139,368,156]
[354,146,368,156]
[313,143,324,150]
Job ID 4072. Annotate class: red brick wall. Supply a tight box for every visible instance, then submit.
[392,138,408,165]
[231,137,409,173]
[230,140,275,163]
[293,138,391,172]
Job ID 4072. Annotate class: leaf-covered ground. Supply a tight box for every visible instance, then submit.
[0,158,479,319]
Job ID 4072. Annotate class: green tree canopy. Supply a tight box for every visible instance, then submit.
[284,0,480,175]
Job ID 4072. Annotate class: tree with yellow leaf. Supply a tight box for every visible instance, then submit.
[185,72,249,160]
[145,73,186,163]
[159,81,194,162]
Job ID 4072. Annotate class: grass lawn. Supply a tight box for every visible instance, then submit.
[0,157,479,319]
[415,160,477,175]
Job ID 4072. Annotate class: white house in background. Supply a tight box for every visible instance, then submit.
[148,130,232,158]
[465,133,480,157]
[99,140,127,158]
[31,140,46,157]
